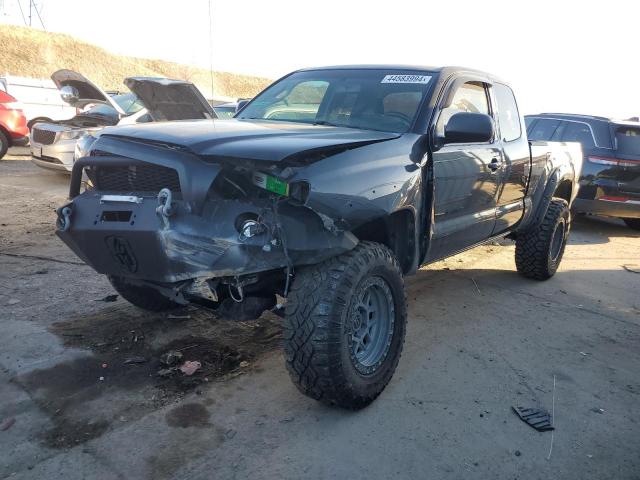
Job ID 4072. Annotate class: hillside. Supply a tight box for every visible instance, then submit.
[0,24,271,99]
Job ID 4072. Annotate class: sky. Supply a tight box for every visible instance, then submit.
[1,0,639,118]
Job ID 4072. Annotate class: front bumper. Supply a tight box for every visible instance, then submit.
[57,193,357,283]
[30,139,76,172]
[57,156,357,283]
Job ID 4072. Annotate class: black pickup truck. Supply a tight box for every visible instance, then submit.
[57,65,582,409]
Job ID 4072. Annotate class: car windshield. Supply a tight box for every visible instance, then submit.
[82,93,144,117]
[237,69,434,133]
[615,126,640,156]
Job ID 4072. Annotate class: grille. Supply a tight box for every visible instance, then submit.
[31,128,57,145]
[94,165,181,193]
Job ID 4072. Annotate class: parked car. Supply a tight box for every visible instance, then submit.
[526,113,640,230]
[212,102,238,118]
[56,65,582,409]
[30,70,216,172]
[0,75,77,128]
[0,90,29,159]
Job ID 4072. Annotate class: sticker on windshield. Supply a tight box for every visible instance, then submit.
[381,75,431,84]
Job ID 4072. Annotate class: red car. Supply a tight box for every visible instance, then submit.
[0,90,29,159]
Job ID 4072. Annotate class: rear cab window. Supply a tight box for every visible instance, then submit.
[614,125,640,156]
[493,83,521,142]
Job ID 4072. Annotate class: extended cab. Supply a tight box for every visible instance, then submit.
[56,66,582,409]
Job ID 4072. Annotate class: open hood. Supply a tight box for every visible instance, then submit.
[124,77,216,121]
[51,69,125,115]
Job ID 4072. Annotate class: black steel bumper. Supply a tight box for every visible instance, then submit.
[59,157,357,283]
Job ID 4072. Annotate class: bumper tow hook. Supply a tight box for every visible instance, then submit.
[57,206,73,232]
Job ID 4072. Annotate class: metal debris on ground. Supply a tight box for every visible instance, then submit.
[180,361,202,376]
[512,406,554,432]
[622,265,640,274]
[0,417,16,431]
[160,350,184,366]
[96,294,118,302]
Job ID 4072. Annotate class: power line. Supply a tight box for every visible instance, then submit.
[31,0,45,29]
[208,0,214,98]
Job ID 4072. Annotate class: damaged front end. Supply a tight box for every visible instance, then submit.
[56,134,358,319]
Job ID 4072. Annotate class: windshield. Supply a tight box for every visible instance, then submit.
[82,93,144,117]
[237,69,434,133]
[615,126,640,156]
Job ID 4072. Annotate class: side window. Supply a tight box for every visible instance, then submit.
[493,83,521,142]
[437,81,490,137]
[561,122,595,148]
[528,119,560,141]
[525,117,536,133]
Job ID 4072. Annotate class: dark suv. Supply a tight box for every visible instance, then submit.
[525,113,640,230]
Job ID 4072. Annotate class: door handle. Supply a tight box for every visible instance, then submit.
[488,157,501,172]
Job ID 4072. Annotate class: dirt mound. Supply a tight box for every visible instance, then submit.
[0,24,271,98]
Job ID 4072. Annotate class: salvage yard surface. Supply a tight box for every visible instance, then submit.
[1,149,639,480]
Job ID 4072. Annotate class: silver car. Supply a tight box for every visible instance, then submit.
[31,70,216,173]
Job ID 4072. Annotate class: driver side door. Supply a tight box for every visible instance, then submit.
[427,80,503,261]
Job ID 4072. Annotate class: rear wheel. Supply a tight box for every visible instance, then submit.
[623,218,640,231]
[108,275,181,312]
[0,130,9,160]
[284,242,407,409]
[515,199,570,280]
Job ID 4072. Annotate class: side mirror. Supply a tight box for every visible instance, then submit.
[444,112,494,144]
[235,99,250,113]
[60,85,80,105]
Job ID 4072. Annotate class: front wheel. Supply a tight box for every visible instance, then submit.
[623,218,640,231]
[284,242,407,409]
[515,199,570,280]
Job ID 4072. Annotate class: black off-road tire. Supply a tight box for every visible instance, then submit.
[623,218,640,231]
[0,130,9,160]
[108,275,181,312]
[515,199,570,280]
[284,241,407,409]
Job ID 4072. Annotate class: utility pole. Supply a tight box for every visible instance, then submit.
[28,0,32,26]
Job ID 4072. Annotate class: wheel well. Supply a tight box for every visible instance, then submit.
[554,179,572,202]
[351,209,415,274]
[0,125,10,144]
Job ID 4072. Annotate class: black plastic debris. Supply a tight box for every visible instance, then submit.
[512,406,554,431]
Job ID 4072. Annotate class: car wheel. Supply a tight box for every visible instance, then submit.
[284,241,407,409]
[622,218,640,231]
[108,275,181,312]
[0,130,9,160]
[515,199,570,280]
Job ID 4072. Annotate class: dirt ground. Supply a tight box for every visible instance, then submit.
[1,148,639,480]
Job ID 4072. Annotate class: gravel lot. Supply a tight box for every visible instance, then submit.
[1,148,639,480]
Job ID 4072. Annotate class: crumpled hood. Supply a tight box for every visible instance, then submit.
[98,119,401,162]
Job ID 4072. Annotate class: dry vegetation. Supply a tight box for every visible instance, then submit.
[0,25,271,98]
